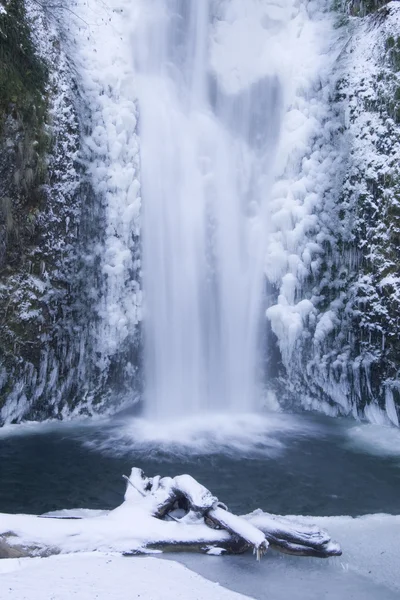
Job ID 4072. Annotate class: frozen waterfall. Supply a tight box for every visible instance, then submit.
[134,0,281,418]
[55,0,340,424]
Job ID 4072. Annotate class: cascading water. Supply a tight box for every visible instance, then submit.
[134,0,282,419]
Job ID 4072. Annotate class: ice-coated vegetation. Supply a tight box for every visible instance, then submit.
[0,0,143,423]
[267,1,400,424]
[0,0,85,423]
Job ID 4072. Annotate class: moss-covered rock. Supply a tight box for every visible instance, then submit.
[0,1,86,423]
[0,0,47,115]
[345,0,392,17]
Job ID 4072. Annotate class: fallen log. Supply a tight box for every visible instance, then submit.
[135,537,250,556]
[121,468,340,559]
[122,470,266,557]
[172,475,218,513]
[207,507,268,560]
[243,510,342,557]
[0,467,342,561]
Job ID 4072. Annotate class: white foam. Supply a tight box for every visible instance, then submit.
[82,411,322,458]
[345,421,400,459]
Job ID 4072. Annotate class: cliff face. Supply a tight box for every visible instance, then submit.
[0,0,86,423]
[0,0,145,425]
[0,1,141,424]
[337,2,400,424]
[269,2,400,425]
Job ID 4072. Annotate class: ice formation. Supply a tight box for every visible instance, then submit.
[65,0,142,367]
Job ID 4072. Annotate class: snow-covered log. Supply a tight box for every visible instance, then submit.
[244,510,342,558]
[0,468,341,561]
[122,470,269,558]
[137,537,250,556]
[172,475,218,513]
[122,469,339,559]
[207,507,269,560]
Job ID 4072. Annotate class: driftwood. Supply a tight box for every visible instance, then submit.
[243,510,341,557]
[0,468,341,561]
[124,468,341,560]
[207,507,268,559]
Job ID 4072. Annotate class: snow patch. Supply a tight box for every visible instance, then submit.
[0,554,250,600]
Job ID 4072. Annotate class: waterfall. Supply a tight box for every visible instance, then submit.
[134,0,281,418]
[0,0,348,426]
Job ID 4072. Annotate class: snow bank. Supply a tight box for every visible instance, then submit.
[173,513,400,599]
[0,553,250,600]
[345,421,400,458]
[1,511,399,598]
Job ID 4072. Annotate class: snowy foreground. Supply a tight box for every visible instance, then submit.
[0,553,250,600]
[1,468,399,599]
[0,468,340,558]
[1,514,399,600]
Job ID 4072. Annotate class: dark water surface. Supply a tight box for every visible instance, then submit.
[1,412,400,517]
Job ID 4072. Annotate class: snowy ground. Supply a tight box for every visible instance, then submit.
[0,553,250,600]
[1,462,399,598]
[1,513,399,599]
